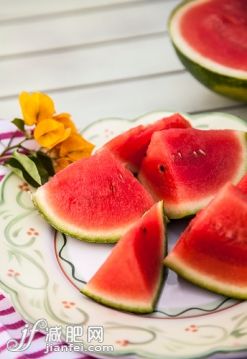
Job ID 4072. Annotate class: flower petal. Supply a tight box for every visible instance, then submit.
[54,158,73,172]
[59,133,95,161]
[53,113,77,133]
[37,93,55,122]
[34,119,71,149]
[19,92,55,125]
[19,92,40,125]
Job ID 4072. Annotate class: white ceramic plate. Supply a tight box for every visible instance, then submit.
[0,112,247,359]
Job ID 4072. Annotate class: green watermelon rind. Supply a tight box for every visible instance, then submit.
[80,287,154,313]
[168,0,247,102]
[164,254,247,300]
[32,188,124,243]
[81,201,167,313]
[174,47,247,102]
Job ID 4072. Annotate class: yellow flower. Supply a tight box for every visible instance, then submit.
[19,92,55,125]
[53,113,77,133]
[54,158,72,172]
[34,119,71,149]
[59,133,95,162]
[54,133,95,171]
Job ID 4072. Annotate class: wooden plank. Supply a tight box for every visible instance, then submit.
[0,36,182,96]
[1,1,179,56]
[0,0,146,21]
[0,72,239,127]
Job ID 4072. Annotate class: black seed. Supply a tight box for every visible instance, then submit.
[142,226,147,234]
[159,164,166,173]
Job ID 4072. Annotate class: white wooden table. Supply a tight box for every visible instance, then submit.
[0,1,246,359]
[0,0,246,127]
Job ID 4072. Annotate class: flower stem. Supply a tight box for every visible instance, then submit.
[0,139,27,157]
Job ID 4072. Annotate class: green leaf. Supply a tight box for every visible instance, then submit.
[36,151,55,176]
[13,151,42,185]
[6,158,40,188]
[11,118,25,132]
[29,155,49,185]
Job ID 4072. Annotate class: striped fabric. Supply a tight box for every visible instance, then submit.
[0,123,89,359]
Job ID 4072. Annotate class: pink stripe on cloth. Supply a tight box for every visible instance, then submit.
[0,306,15,316]
[0,294,5,301]
[0,320,26,333]
[0,131,23,141]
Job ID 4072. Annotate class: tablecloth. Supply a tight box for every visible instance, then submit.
[0,122,91,359]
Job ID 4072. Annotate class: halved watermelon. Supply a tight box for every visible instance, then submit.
[82,201,166,313]
[169,0,247,101]
[33,149,154,243]
[139,128,247,218]
[103,113,191,172]
[164,183,247,299]
[238,173,247,195]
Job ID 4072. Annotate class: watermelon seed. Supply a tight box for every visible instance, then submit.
[198,149,206,156]
[193,151,198,157]
[109,183,116,194]
[177,151,182,158]
[159,164,166,173]
[142,226,147,234]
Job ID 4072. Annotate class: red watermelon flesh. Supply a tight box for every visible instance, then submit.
[139,128,246,218]
[180,0,247,71]
[33,149,154,243]
[238,173,247,195]
[103,113,191,172]
[81,201,166,313]
[164,183,247,299]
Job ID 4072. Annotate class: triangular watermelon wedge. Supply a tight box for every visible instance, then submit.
[139,128,247,218]
[164,183,247,299]
[81,201,166,313]
[33,149,154,243]
[103,113,191,172]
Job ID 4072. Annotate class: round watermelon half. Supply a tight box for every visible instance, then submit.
[139,128,247,218]
[33,149,154,243]
[102,113,191,172]
[164,183,247,299]
[169,0,247,101]
[82,201,166,313]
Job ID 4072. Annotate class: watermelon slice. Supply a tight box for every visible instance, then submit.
[139,128,247,218]
[82,201,166,313]
[238,173,247,195]
[169,0,247,101]
[164,183,247,299]
[33,149,154,243]
[103,113,191,172]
